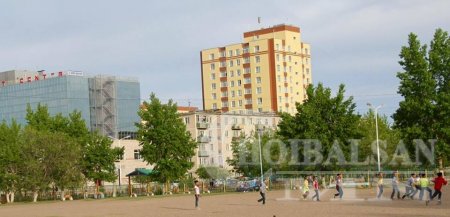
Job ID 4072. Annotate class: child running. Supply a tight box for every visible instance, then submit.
[334,174,343,199]
[427,172,448,205]
[377,172,384,199]
[402,173,415,199]
[391,171,401,200]
[302,176,310,200]
[419,173,432,201]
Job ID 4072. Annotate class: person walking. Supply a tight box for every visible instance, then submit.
[377,173,384,199]
[334,174,343,199]
[257,179,266,205]
[194,180,200,209]
[427,172,448,205]
[391,171,401,200]
[311,176,320,201]
[419,173,432,201]
[402,173,416,199]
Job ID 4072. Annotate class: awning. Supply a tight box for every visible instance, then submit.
[126,168,155,177]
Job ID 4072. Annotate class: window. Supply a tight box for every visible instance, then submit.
[238,100,243,106]
[230,71,234,77]
[257,98,263,105]
[236,49,240,55]
[256,77,261,84]
[243,47,249,53]
[255,56,260,63]
[184,117,190,124]
[277,65,280,72]
[279,96,282,102]
[244,78,251,84]
[289,56,292,62]
[220,72,227,77]
[254,46,260,52]
[134,150,141,159]
[306,68,310,74]
[229,60,234,67]
[211,73,215,80]
[255,66,261,73]
[229,50,233,57]
[305,48,308,54]
[220,61,226,67]
[237,59,241,65]
[222,101,229,107]
[230,81,235,87]
[244,67,251,74]
[211,83,216,89]
[209,54,214,60]
[257,87,262,94]
[276,54,280,61]
[231,90,235,97]
[276,44,279,50]
[288,46,291,52]
[221,91,228,97]
[278,86,281,92]
[244,57,250,63]
[277,75,280,82]
[258,108,263,112]
[212,93,217,100]
[246,99,252,104]
[221,81,227,87]
[220,51,226,57]
[237,80,242,86]
[289,66,292,72]
[212,103,217,109]
[238,90,242,96]
[231,101,236,107]
[210,64,215,70]
[245,88,251,94]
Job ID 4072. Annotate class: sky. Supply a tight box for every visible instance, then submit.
[1,0,449,120]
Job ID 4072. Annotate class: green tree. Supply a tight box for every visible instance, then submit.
[19,128,82,202]
[137,93,197,190]
[277,83,362,170]
[393,29,450,167]
[0,120,22,203]
[227,130,284,177]
[82,132,123,194]
[358,110,401,170]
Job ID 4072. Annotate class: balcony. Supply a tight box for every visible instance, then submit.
[197,136,210,143]
[198,150,209,157]
[196,122,209,129]
[232,124,243,130]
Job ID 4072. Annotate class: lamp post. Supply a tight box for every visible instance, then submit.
[111,135,131,197]
[256,124,264,182]
[367,103,383,172]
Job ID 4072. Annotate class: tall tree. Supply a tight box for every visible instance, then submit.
[393,29,450,167]
[278,83,362,170]
[137,93,197,190]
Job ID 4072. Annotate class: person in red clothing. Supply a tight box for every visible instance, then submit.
[427,172,447,205]
[311,176,320,201]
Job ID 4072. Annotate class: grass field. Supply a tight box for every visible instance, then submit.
[0,186,448,217]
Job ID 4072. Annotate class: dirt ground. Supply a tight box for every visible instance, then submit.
[0,186,449,217]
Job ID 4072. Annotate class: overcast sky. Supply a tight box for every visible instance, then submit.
[1,0,449,120]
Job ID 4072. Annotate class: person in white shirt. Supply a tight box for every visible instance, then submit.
[194,180,200,208]
[257,179,266,205]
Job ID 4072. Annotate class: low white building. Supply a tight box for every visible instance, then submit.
[179,108,281,174]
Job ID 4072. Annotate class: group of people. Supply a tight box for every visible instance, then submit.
[377,171,447,205]
[195,171,446,208]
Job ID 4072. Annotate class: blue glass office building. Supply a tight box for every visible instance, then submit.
[0,70,140,138]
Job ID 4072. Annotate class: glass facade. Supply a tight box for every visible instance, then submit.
[0,74,140,137]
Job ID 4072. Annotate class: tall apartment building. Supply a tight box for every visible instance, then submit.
[179,109,280,173]
[201,24,312,114]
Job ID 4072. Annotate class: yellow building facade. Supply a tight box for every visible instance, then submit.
[201,24,312,114]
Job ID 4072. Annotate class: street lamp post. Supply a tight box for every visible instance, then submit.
[111,135,131,197]
[367,103,383,172]
[256,125,264,182]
